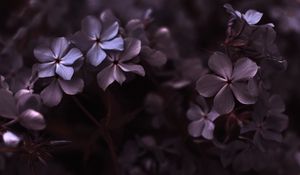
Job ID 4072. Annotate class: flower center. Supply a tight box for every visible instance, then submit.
[55,58,61,64]
[226,79,232,84]
[113,60,119,65]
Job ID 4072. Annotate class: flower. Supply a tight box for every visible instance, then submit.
[187,97,219,140]
[97,38,145,90]
[196,52,258,114]
[40,76,84,107]
[34,37,83,80]
[72,10,124,67]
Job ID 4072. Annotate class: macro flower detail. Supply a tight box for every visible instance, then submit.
[72,11,124,67]
[187,97,219,140]
[34,37,83,80]
[196,52,258,114]
[97,38,145,90]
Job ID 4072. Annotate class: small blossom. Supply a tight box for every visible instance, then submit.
[34,37,83,80]
[196,52,258,114]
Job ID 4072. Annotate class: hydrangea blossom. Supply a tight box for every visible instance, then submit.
[187,97,219,140]
[34,37,83,80]
[72,10,124,67]
[196,52,258,114]
[97,38,145,90]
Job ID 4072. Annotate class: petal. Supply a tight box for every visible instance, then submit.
[97,65,115,90]
[232,58,258,81]
[120,38,141,62]
[34,47,55,62]
[58,77,84,95]
[51,37,69,58]
[100,21,119,41]
[113,65,126,84]
[265,113,288,132]
[268,95,285,113]
[243,10,263,25]
[19,109,46,130]
[231,82,256,104]
[202,120,215,140]
[71,31,94,51]
[0,89,17,119]
[207,110,220,121]
[60,48,83,65]
[55,64,74,80]
[208,52,232,79]
[187,103,205,121]
[87,43,107,66]
[188,120,205,137]
[260,130,282,142]
[213,85,235,114]
[81,16,101,40]
[118,63,145,76]
[37,63,56,78]
[196,74,226,97]
[41,80,63,107]
[100,37,124,51]
[3,131,20,147]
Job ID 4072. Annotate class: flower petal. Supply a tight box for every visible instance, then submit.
[243,10,263,25]
[113,65,126,84]
[232,58,258,81]
[41,80,63,107]
[3,131,20,147]
[19,109,46,130]
[213,85,235,114]
[208,52,232,79]
[207,110,220,121]
[188,119,205,137]
[58,77,84,95]
[55,64,74,80]
[51,37,69,58]
[118,63,145,76]
[196,74,226,97]
[60,48,83,65]
[87,43,107,66]
[34,47,55,62]
[260,130,282,142]
[100,21,119,41]
[202,120,215,140]
[71,31,94,51]
[81,16,101,40]
[231,82,256,104]
[100,37,124,51]
[97,65,115,90]
[187,103,206,121]
[0,89,17,119]
[37,62,56,78]
[120,38,141,62]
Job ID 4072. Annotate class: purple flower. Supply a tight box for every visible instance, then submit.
[196,52,258,114]
[97,38,145,90]
[72,10,124,67]
[2,131,21,147]
[40,76,84,107]
[34,37,83,81]
[187,97,219,140]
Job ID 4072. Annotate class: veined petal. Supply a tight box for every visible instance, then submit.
[121,38,141,62]
[101,21,119,41]
[34,47,55,62]
[37,62,56,78]
[196,74,226,97]
[61,48,83,65]
[87,43,107,66]
[51,37,69,58]
[208,52,233,79]
[231,82,256,104]
[100,37,124,51]
[213,85,235,114]
[81,16,102,40]
[232,58,258,81]
[55,64,74,80]
[118,63,145,76]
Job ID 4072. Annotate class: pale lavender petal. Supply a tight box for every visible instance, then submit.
[214,85,235,114]
[58,77,84,95]
[19,109,46,130]
[87,43,107,66]
[100,37,124,51]
[207,110,220,121]
[232,58,258,81]
[208,52,232,79]
[3,131,20,147]
[51,37,69,58]
[34,47,55,62]
[0,89,17,119]
[196,74,226,97]
[113,65,126,84]
[243,10,263,25]
[118,63,145,76]
[41,80,63,107]
[202,120,215,140]
[61,48,83,65]
[120,38,141,62]
[97,65,115,90]
[187,103,206,121]
[188,119,205,137]
[100,21,119,41]
[37,62,56,78]
[81,16,101,40]
[55,64,74,80]
[231,82,256,104]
